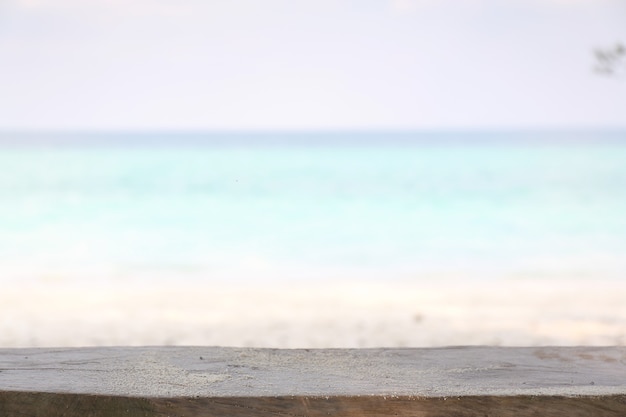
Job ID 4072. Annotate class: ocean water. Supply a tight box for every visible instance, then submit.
[1,131,625,284]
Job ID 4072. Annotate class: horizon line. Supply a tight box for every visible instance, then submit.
[1,127,626,135]
[0,129,624,147]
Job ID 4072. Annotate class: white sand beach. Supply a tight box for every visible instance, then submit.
[2,278,625,348]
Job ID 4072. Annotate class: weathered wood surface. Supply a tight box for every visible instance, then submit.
[0,346,625,416]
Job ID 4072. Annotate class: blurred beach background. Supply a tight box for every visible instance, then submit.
[1,1,625,347]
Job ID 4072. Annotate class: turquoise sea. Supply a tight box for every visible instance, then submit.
[1,131,625,284]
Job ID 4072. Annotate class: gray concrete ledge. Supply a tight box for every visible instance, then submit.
[1,346,625,416]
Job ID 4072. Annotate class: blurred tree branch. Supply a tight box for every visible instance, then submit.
[594,42,625,76]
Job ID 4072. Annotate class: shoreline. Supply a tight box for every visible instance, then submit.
[3,278,625,348]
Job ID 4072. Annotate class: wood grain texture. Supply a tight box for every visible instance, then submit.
[1,346,625,416]
[2,392,626,417]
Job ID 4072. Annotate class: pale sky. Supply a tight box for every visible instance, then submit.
[1,0,625,131]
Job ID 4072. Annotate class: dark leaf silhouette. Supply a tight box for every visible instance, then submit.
[593,42,626,76]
